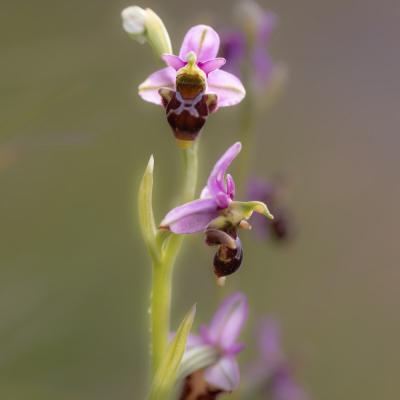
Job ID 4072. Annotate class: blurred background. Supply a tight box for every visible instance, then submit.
[1,0,399,398]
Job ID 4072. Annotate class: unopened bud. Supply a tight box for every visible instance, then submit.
[121,6,147,43]
[121,6,172,58]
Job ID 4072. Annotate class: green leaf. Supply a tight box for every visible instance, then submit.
[148,304,196,400]
[138,155,159,261]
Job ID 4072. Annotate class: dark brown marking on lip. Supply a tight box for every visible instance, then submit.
[213,236,243,277]
[159,89,218,142]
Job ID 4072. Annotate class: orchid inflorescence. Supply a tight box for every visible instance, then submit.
[122,2,308,399]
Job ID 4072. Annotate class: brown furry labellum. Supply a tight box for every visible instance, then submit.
[159,64,217,144]
[205,227,243,277]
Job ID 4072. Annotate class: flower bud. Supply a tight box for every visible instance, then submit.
[121,6,172,57]
[121,6,147,43]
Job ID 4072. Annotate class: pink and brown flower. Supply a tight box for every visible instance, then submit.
[138,25,246,146]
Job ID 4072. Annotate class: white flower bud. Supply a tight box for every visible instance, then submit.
[121,6,172,57]
[121,6,147,43]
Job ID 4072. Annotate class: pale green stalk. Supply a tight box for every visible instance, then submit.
[150,141,199,375]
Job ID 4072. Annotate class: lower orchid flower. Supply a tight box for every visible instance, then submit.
[246,319,310,400]
[160,142,273,278]
[178,292,248,399]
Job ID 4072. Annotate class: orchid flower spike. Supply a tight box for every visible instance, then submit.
[179,293,248,398]
[139,25,246,147]
[160,142,273,278]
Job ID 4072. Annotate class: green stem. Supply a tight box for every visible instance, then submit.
[150,141,199,374]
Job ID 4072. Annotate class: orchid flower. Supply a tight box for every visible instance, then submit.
[160,142,273,277]
[246,319,310,400]
[179,293,248,398]
[138,25,246,146]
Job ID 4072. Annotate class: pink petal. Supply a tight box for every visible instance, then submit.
[226,174,236,199]
[198,58,226,74]
[207,142,242,200]
[273,370,310,400]
[179,25,220,62]
[215,192,230,209]
[207,292,248,351]
[162,54,186,70]
[168,212,219,234]
[160,198,219,234]
[186,333,205,349]
[138,67,176,105]
[168,332,205,350]
[207,69,246,107]
[258,318,285,370]
[204,356,240,391]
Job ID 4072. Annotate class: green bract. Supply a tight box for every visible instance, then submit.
[148,305,196,400]
[122,6,172,58]
[138,155,159,261]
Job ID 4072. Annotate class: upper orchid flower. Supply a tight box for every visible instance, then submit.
[179,292,248,398]
[160,142,273,277]
[138,25,246,147]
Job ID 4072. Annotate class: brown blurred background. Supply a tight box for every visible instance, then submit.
[1,0,399,398]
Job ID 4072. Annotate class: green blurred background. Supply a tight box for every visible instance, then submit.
[1,0,399,398]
